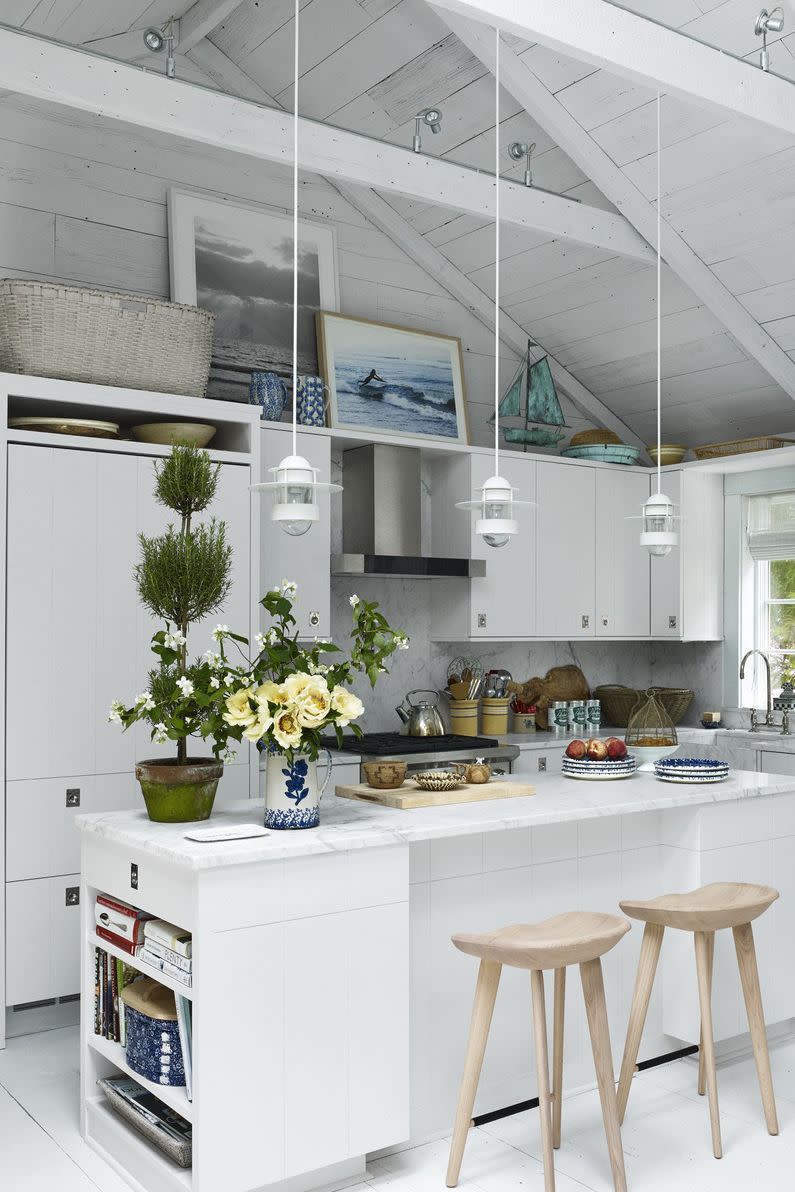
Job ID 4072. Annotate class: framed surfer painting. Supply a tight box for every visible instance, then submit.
[317,312,469,444]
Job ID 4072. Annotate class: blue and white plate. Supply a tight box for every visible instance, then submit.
[562,756,637,781]
[654,756,729,784]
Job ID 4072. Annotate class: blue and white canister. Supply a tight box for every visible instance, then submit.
[296,375,328,426]
[586,699,601,730]
[263,748,332,830]
[249,371,287,421]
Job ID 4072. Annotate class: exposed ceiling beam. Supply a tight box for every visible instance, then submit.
[2,27,652,262]
[188,40,640,442]
[84,0,244,61]
[430,0,795,138]
[440,12,795,400]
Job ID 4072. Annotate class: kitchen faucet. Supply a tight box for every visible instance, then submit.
[739,649,777,731]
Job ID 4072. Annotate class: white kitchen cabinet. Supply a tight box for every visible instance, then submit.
[511,744,567,778]
[6,874,81,1005]
[760,751,795,776]
[536,461,595,638]
[260,425,331,638]
[650,469,723,640]
[6,445,252,781]
[595,469,650,637]
[430,451,537,639]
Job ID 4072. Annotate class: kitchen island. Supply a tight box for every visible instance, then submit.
[78,769,795,1192]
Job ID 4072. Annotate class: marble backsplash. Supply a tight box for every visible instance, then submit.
[330,576,724,732]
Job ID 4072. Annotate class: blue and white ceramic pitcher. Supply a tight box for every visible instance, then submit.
[250,371,287,421]
[296,375,328,426]
[263,748,332,830]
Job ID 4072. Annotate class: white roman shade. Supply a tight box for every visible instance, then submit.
[747,492,795,561]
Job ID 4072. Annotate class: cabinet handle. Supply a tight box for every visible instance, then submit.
[66,788,80,808]
[308,610,320,628]
[65,886,79,907]
[669,615,677,630]
[538,756,547,772]
[477,612,487,629]
[581,614,590,629]
[601,616,608,628]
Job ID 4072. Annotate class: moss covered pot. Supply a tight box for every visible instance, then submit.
[136,758,223,823]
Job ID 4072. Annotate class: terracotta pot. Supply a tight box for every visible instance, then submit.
[135,758,223,823]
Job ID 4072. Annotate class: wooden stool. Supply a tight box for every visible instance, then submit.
[446,911,631,1192]
[617,881,780,1159]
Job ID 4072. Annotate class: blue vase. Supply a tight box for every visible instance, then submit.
[250,371,287,421]
[296,375,327,427]
[263,749,332,830]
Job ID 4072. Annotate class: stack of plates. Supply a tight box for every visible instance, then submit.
[562,756,637,781]
[654,757,729,784]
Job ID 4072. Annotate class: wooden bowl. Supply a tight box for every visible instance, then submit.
[132,422,217,448]
[362,761,407,790]
[646,443,687,466]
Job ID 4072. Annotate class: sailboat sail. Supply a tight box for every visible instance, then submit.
[494,341,567,447]
[526,356,565,427]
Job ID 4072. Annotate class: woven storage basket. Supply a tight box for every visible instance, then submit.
[594,684,694,728]
[0,280,214,397]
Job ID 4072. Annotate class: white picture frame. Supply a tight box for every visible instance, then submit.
[168,189,338,378]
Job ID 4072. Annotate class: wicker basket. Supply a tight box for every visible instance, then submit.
[594,684,694,728]
[693,436,790,460]
[0,280,214,398]
[569,428,622,447]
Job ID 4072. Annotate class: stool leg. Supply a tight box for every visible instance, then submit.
[580,958,627,1192]
[530,969,555,1192]
[694,930,722,1159]
[698,931,715,1097]
[617,922,664,1122]
[446,960,501,1188]
[552,967,565,1149]
[733,922,779,1136]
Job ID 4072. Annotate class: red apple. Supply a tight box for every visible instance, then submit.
[586,738,608,761]
[606,737,628,759]
[565,739,587,760]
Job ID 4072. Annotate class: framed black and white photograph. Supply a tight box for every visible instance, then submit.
[317,312,469,445]
[168,190,338,379]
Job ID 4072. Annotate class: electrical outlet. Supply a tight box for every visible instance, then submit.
[130,862,139,891]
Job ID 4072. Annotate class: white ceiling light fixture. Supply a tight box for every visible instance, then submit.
[251,0,341,535]
[143,16,175,78]
[456,30,534,548]
[638,93,679,558]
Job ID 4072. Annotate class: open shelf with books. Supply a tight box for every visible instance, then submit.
[89,933,193,1002]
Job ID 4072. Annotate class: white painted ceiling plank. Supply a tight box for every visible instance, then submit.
[440,14,795,398]
[431,0,795,136]
[178,0,246,53]
[0,27,652,262]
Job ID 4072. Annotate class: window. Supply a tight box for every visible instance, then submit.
[748,492,795,695]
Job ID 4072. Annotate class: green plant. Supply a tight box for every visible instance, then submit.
[109,445,234,763]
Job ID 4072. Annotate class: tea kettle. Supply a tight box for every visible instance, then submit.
[395,689,445,737]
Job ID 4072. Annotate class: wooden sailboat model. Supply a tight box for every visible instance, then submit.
[491,341,567,448]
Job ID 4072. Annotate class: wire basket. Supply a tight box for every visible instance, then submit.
[594,684,693,728]
[0,279,214,397]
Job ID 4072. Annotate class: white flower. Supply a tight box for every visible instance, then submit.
[308,659,330,676]
[164,630,186,650]
[224,673,236,688]
[210,676,220,689]
[223,747,238,763]
[203,649,223,669]
[281,578,297,596]
[349,594,360,607]
[153,722,168,744]
[212,624,230,643]
[176,676,194,697]
[255,632,266,650]
[134,691,155,711]
[395,632,409,650]
[108,700,125,724]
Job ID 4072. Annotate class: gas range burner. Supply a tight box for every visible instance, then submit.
[322,732,499,756]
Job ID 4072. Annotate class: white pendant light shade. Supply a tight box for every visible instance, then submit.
[640,490,678,557]
[456,474,532,548]
[252,454,341,537]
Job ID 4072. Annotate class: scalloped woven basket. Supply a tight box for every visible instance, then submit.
[594,684,694,728]
[0,279,214,397]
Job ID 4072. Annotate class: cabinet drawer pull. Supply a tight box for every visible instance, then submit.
[668,615,677,629]
[66,788,80,808]
[65,886,80,907]
[309,610,320,628]
[538,756,547,772]
[581,614,590,629]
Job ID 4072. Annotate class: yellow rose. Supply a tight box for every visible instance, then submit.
[256,680,288,707]
[242,709,273,743]
[273,704,303,750]
[223,686,258,728]
[330,685,364,727]
[283,672,314,702]
[295,678,332,728]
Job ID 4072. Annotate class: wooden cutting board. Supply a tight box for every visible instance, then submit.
[335,780,535,809]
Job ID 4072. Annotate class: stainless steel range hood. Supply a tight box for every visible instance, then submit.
[331,444,485,579]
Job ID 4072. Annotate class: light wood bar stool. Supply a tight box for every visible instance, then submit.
[617,881,780,1159]
[446,911,631,1192]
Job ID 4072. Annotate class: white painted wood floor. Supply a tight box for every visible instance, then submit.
[2,1025,795,1191]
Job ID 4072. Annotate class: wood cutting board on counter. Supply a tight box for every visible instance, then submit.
[335,780,536,810]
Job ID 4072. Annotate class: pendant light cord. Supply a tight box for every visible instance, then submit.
[494,26,500,476]
[292,0,299,458]
[656,90,661,494]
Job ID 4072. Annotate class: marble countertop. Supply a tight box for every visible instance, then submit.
[77,768,795,871]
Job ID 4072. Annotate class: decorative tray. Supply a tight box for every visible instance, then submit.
[693,436,791,460]
[9,415,119,438]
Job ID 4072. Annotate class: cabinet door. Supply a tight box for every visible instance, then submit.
[760,751,795,776]
[6,875,81,1005]
[650,470,682,638]
[536,462,595,638]
[468,453,537,637]
[595,470,650,636]
[260,427,331,638]
[7,447,251,780]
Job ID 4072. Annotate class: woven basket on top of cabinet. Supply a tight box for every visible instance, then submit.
[594,684,694,728]
[0,280,214,398]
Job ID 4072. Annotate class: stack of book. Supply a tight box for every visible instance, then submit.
[95,893,153,954]
[139,919,193,990]
[94,946,135,1045]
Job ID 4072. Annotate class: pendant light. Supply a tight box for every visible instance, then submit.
[456,29,533,547]
[640,92,678,558]
[251,0,341,534]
